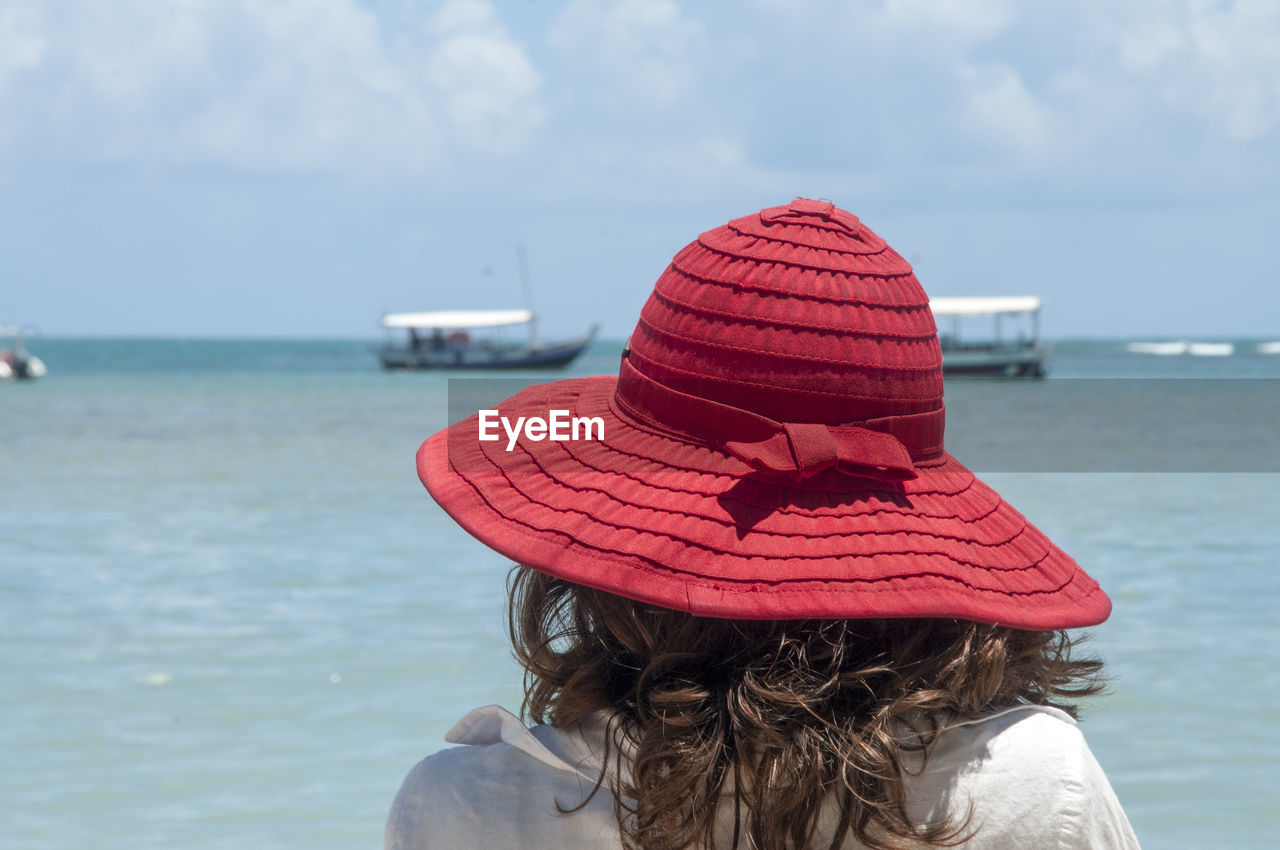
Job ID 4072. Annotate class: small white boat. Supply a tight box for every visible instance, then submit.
[1258,342,1280,355]
[377,309,598,370]
[930,296,1047,378]
[0,325,45,380]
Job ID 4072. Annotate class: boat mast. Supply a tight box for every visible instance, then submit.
[517,243,541,349]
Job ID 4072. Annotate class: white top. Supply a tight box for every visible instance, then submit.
[929,297,1041,316]
[380,310,534,330]
[385,704,1139,849]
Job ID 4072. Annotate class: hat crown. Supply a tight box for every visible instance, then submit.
[625,199,944,426]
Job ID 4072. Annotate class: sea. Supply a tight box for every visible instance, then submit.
[3,337,1279,849]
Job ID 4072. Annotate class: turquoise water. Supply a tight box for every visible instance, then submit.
[3,338,1279,848]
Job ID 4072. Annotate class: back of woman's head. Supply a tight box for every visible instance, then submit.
[509,566,1104,850]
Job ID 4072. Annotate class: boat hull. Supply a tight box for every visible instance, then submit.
[941,345,1047,378]
[378,334,594,371]
[0,352,45,380]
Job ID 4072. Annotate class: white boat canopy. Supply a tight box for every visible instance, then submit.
[381,309,534,330]
[929,297,1041,317]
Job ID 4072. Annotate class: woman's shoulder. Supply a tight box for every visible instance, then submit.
[384,706,619,850]
[910,705,1140,849]
[931,704,1082,764]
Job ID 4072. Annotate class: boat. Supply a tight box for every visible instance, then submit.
[377,309,598,370]
[930,297,1047,378]
[0,325,46,380]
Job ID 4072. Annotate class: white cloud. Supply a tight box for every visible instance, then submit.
[424,0,544,153]
[0,0,544,173]
[877,0,1016,47]
[0,1,46,94]
[4,0,1279,190]
[0,0,46,155]
[1108,0,1280,141]
[754,0,1280,170]
[960,63,1054,156]
[549,0,704,111]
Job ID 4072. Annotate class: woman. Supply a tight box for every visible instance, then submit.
[386,200,1139,849]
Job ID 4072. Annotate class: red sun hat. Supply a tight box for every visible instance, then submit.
[417,199,1111,630]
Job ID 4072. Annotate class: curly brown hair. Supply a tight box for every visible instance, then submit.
[508,565,1106,850]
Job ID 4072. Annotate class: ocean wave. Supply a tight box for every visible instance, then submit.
[1127,341,1188,355]
[1126,341,1235,356]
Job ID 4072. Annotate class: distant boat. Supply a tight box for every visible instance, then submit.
[1259,342,1280,355]
[376,309,598,370]
[0,325,46,381]
[930,297,1047,378]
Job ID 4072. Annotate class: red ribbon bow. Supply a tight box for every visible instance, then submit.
[613,360,935,484]
[724,422,917,483]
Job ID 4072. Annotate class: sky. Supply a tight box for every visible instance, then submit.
[2,0,1278,340]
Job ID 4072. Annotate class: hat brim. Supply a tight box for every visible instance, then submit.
[418,377,1110,630]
